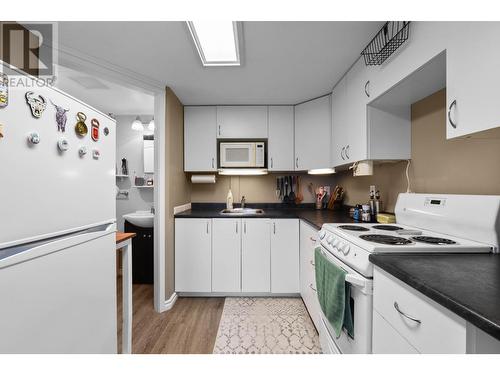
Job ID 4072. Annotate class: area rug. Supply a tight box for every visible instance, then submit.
[212,297,321,354]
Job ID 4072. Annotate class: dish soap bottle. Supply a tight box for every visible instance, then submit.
[226,189,234,210]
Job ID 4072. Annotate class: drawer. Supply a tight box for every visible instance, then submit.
[373,310,419,354]
[373,267,466,353]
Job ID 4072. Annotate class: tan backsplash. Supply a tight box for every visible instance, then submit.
[190,89,500,212]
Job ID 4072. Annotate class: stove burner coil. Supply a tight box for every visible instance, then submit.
[359,234,412,245]
[337,225,370,232]
[372,225,404,231]
[411,236,457,245]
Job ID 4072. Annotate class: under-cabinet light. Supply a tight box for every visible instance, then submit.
[307,168,336,175]
[187,21,241,66]
[131,116,144,131]
[218,169,268,176]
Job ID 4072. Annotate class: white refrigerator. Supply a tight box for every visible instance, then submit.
[0,65,117,353]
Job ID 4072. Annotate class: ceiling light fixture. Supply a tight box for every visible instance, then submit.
[186,21,241,66]
[308,168,336,175]
[218,168,268,176]
[148,117,155,132]
[131,116,144,131]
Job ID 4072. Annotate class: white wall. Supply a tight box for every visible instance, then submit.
[116,115,154,231]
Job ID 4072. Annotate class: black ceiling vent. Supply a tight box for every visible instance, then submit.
[361,22,411,66]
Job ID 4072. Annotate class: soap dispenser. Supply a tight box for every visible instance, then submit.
[226,188,234,210]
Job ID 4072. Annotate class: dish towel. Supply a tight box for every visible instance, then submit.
[314,247,354,338]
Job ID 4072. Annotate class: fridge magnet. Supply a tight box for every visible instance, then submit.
[0,124,4,138]
[51,101,69,132]
[0,73,8,108]
[57,137,69,152]
[25,91,47,118]
[92,149,100,159]
[91,118,100,141]
[103,127,109,136]
[74,112,88,137]
[78,145,87,157]
[27,131,40,145]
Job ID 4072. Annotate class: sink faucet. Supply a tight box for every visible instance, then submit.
[150,206,155,214]
[241,196,246,209]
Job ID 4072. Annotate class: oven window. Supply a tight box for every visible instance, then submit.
[343,294,355,339]
[226,147,250,162]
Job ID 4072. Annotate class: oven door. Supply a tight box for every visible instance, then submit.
[316,245,373,354]
[220,142,256,167]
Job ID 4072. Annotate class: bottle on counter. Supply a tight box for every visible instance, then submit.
[226,189,234,210]
[375,190,382,219]
[361,204,371,222]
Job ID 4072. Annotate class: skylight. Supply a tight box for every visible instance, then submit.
[187,21,241,66]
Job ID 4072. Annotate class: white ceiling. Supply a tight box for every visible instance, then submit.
[53,64,154,116]
[57,21,383,105]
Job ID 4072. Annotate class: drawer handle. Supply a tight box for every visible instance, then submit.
[309,283,317,292]
[394,302,421,324]
[310,236,316,242]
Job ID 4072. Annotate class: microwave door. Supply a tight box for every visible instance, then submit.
[221,143,256,167]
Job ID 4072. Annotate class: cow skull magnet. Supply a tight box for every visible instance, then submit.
[51,101,69,132]
[25,91,47,118]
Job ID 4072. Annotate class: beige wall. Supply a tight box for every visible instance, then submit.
[190,89,500,213]
[165,87,191,297]
[335,89,500,211]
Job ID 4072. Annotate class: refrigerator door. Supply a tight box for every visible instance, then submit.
[0,68,116,248]
[0,224,117,353]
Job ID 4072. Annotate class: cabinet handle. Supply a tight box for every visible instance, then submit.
[393,302,421,324]
[309,283,317,292]
[345,145,350,159]
[341,147,345,160]
[310,260,315,266]
[236,221,238,233]
[310,236,316,242]
[273,222,276,234]
[218,125,221,136]
[211,157,215,169]
[295,157,299,169]
[448,99,457,129]
[206,221,209,234]
[364,80,370,97]
[270,157,273,169]
[244,221,246,234]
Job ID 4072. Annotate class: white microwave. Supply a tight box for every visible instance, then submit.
[220,142,265,168]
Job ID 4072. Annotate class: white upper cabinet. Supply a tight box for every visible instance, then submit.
[216,106,268,139]
[294,95,332,171]
[184,106,217,171]
[331,77,348,167]
[446,22,500,139]
[268,106,295,171]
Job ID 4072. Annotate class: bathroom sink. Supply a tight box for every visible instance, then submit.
[219,208,265,216]
[123,211,154,228]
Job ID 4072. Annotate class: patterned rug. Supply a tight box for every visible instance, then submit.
[213,297,322,354]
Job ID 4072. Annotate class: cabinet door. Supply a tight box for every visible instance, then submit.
[372,310,419,354]
[331,77,348,167]
[270,219,299,293]
[268,106,294,171]
[216,106,268,139]
[212,219,241,292]
[241,219,271,292]
[447,23,500,139]
[345,58,369,163]
[294,95,332,171]
[174,219,212,293]
[184,106,217,171]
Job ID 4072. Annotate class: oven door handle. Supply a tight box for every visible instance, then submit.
[345,274,367,288]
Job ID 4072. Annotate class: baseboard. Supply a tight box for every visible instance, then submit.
[161,292,178,311]
[177,292,301,298]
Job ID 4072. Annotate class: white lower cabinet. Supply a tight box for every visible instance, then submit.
[299,220,322,330]
[242,219,271,293]
[271,219,300,293]
[212,219,241,293]
[373,267,466,354]
[175,219,212,293]
[372,310,419,354]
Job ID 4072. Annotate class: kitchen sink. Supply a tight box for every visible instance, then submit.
[123,211,155,228]
[219,208,265,216]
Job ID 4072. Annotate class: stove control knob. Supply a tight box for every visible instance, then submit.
[332,238,340,248]
[343,244,351,255]
[326,235,334,244]
[319,230,326,240]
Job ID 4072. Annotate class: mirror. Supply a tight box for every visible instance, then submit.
[143,134,154,174]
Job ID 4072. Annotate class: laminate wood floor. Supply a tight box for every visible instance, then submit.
[117,282,225,354]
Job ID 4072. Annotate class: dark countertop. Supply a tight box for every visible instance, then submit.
[370,253,500,340]
[174,204,355,230]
